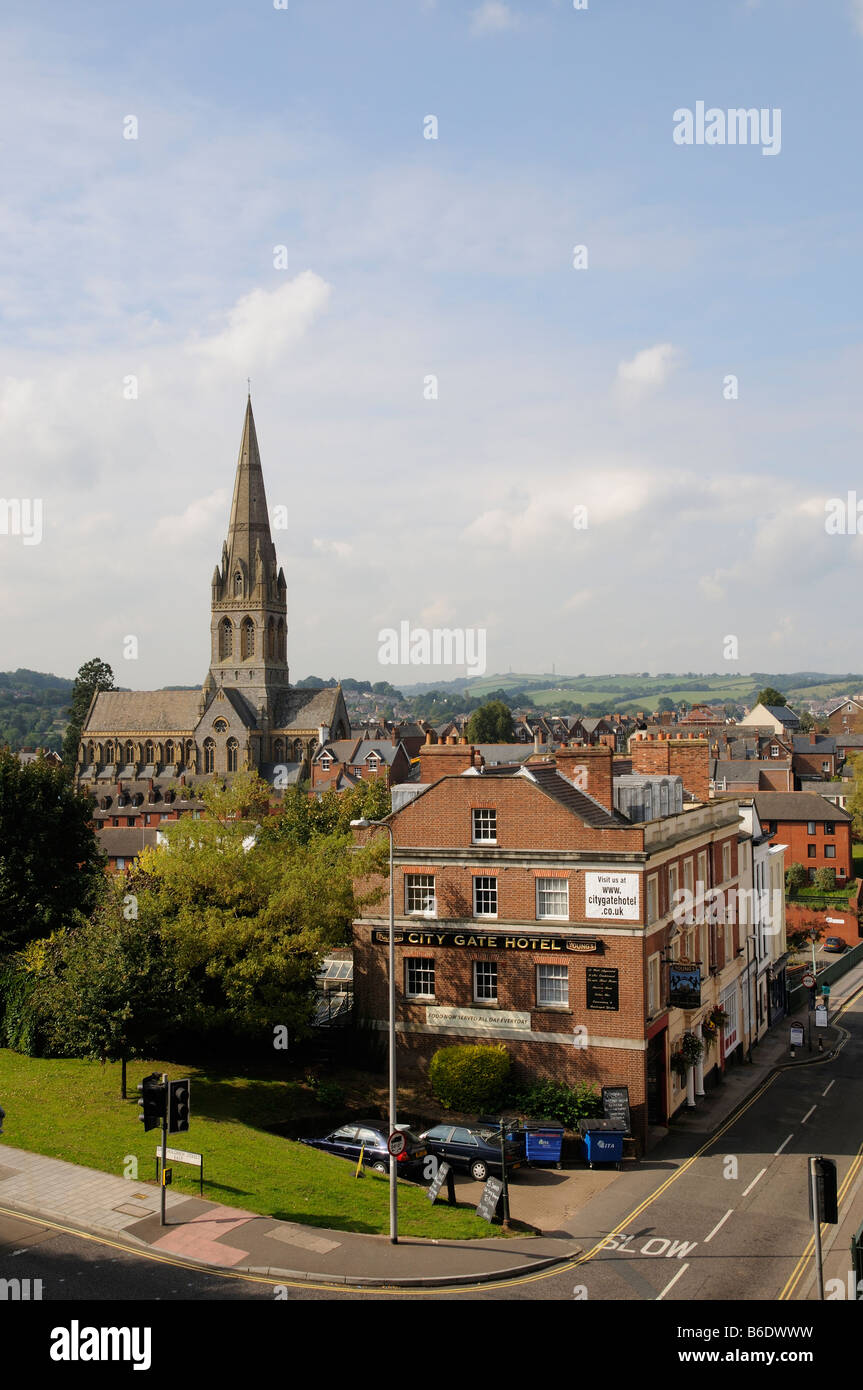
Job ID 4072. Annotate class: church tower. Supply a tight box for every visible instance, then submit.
[208,396,289,717]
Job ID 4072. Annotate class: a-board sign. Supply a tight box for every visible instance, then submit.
[601,1085,631,1135]
[815,1005,828,1028]
[476,1176,503,1223]
[427,1160,451,1204]
[586,966,620,1012]
[387,1131,406,1157]
[790,1023,805,1047]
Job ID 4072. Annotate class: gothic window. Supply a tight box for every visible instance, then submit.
[125,740,134,765]
[145,741,154,764]
[273,738,284,763]
[87,742,94,764]
[267,617,275,659]
[241,617,255,659]
[227,738,239,773]
[234,571,243,597]
[277,618,285,660]
[213,718,229,733]
[105,742,114,763]
[220,618,233,658]
[204,738,215,773]
[292,739,302,761]
[185,739,193,764]
[165,740,175,764]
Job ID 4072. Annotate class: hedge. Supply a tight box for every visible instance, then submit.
[429,1044,511,1111]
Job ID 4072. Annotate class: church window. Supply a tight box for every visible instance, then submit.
[145,741,154,764]
[273,738,284,763]
[185,740,193,763]
[105,742,115,763]
[234,572,243,597]
[125,741,134,765]
[292,739,302,761]
[267,617,275,659]
[227,738,239,773]
[241,618,255,659]
[277,618,285,660]
[87,742,94,764]
[220,618,233,658]
[213,718,229,733]
[204,738,215,773]
[165,740,175,764]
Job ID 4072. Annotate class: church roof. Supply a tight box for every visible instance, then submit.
[84,691,202,734]
[272,685,344,732]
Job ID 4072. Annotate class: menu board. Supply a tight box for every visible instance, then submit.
[586,966,619,1011]
[601,1085,631,1134]
[476,1176,503,1223]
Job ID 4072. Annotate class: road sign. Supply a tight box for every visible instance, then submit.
[387,1131,407,1157]
[821,984,831,996]
[802,973,816,988]
[815,1005,828,1028]
[790,1023,805,1048]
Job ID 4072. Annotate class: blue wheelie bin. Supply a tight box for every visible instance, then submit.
[578,1117,625,1169]
[524,1120,565,1169]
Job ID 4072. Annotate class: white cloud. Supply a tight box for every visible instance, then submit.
[615,343,680,398]
[189,274,332,376]
[470,2,521,35]
[153,490,230,546]
[312,538,353,560]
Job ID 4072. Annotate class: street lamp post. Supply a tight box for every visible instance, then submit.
[351,817,398,1244]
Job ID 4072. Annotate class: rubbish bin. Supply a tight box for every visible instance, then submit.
[577,1117,625,1169]
[524,1120,565,1168]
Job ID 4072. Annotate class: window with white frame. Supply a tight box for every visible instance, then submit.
[472,808,497,843]
[405,874,436,915]
[684,858,694,894]
[405,957,435,998]
[648,953,661,1016]
[319,754,332,770]
[722,841,731,882]
[536,878,569,919]
[697,850,708,892]
[668,863,679,902]
[366,754,380,772]
[536,963,568,1007]
[473,876,498,916]
[473,960,498,1002]
[647,875,658,924]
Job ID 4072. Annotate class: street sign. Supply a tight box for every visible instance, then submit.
[387,1131,407,1157]
[790,1023,805,1048]
[821,984,831,996]
[427,1160,451,1204]
[802,973,816,988]
[815,1005,828,1028]
[476,1176,503,1223]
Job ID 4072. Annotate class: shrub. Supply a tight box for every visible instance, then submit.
[314,1080,346,1110]
[813,867,837,894]
[429,1044,511,1111]
[507,1078,601,1129]
[785,862,807,894]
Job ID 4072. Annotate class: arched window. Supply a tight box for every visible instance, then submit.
[125,740,134,765]
[273,738,284,764]
[241,617,255,659]
[165,740,175,764]
[87,742,94,764]
[105,741,115,763]
[227,738,239,773]
[220,617,233,658]
[145,741,154,764]
[267,617,275,659]
[185,739,194,764]
[234,571,243,597]
[277,618,285,660]
[203,738,215,774]
[213,718,229,733]
[292,739,303,761]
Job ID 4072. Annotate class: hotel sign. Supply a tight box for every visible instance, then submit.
[427,1006,531,1032]
[669,959,702,1010]
[584,872,640,921]
[371,929,601,953]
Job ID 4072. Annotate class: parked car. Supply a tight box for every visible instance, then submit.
[298,1122,427,1175]
[824,937,847,953]
[417,1123,523,1182]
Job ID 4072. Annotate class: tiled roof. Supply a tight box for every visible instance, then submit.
[272,685,343,732]
[753,792,851,823]
[526,765,626,828]
[84,691,202,733]
[97,827,159,856]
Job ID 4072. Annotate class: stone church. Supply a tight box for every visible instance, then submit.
[76,398,350,803]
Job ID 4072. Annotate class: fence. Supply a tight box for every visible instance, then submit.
[786,940,863,1015]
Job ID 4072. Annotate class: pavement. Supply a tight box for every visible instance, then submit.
[0,965,859,1290]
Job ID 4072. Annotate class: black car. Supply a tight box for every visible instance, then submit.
[825,937,847,953]
[418,1123,522,1182]
[298,1122,427,1175]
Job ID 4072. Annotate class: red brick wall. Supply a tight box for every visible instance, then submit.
[553,745,614,810]
[766,818,852,879]
[630,735,710,802]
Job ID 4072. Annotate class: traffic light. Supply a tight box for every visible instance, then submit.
[809,1157,839,1224]
[168,1078,191,1134]
[137,1073,166,1132]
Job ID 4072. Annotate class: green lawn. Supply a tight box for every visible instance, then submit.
[0,1051,498,1239]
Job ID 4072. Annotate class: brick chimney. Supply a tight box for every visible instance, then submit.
[554,744,614,811]
[418,741,478,782]
[809,731,817,745]
[630,736,710,802]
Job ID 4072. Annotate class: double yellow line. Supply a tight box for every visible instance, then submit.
[778,1140,863,1300]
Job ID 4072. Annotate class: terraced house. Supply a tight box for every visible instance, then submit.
[353,744,772,1148]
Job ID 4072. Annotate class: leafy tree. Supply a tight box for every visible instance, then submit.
[756,687,787,708]
[785,862,807,895]
[62,658,116,771]
[657,697,675,712]
[0,746,104,954]
[846,754,863,840]
[813,867,837,893]
[466,700,515,743]
[798,710,815,732]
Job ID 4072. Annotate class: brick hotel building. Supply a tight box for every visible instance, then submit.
[353,741,764,1147]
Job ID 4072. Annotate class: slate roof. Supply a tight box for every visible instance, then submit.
[526,764,628,828]
[272,686,344,732]
[753,792,851,823]
[97,827,159,856]
[791,735,836,753]
[765,705,800,726]
[834,733,863,748]
[84,691,202,734]
[316,739,402,767]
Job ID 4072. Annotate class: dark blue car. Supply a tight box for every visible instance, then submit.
[417,1124,522,1182]
[298,1122,427,1175]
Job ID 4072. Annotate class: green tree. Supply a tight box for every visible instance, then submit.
[657,697,675,712]
[846,754,863,840]
[756,687,787,708]
[62,658,116,771]
[466,700,515,743]
[813,867,836,893]
[0,746,104,954]
[785,861,807,895]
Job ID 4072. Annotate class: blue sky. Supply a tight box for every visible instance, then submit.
[2,0,863,688]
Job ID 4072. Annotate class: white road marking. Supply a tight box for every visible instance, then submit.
[656,1263,690,1300]
[742,1167,767,1197]
[704,1209,734,1243]
[822,1080,835,1097]
[775,1133,793,1155]
[801,1105,817,1124]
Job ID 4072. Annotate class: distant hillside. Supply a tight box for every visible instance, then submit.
[0,669,75,752]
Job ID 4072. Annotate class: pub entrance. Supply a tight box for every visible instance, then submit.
[646,1030,667,1125]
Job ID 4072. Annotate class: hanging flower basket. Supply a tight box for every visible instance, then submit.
[670,1049,687,1079]
[681,1030,704,1065]
[710,1006,729,1028]
[701,1019,717,1046]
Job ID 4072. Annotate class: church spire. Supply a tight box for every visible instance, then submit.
[224,396,277,589]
